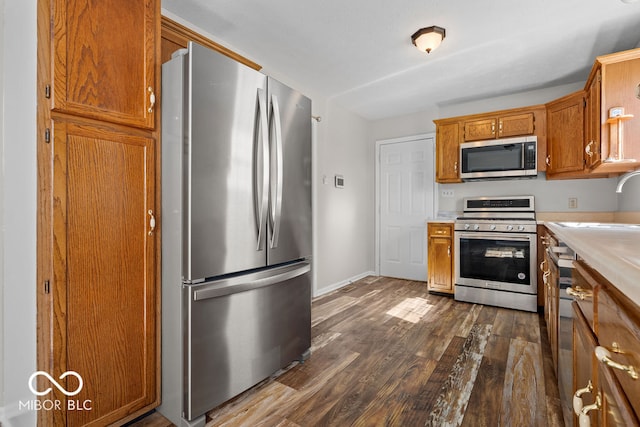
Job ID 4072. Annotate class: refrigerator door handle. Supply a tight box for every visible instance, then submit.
[191,261,310,300]
[255,88,269,250]
[269,94,284,248]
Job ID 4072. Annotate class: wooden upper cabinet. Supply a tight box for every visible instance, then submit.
[51,0,159,130]
[584,69,602,169]
[585,49,640,174]
[434,121,461,183]
[546,91,587,177]
[463,112,535,141]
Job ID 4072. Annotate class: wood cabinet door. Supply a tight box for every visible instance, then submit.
[498,113,535,138]
[585,70,602,169]
[573,303,599,427]
[546,91,586,175]
[51,119,157,426]
[463,118,496,141]
[428,234,453,293]
[435,123,461,183]
[51,0,159,129]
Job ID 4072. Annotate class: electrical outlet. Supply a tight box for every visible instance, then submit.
[568,197,578,209]
[441,189,455,198]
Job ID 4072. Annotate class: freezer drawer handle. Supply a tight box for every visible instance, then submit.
[192,262,310,301]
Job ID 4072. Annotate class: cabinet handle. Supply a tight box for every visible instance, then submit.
[545,155,551,166]
[543,270,550,287]
[539,259,547,272]
[541,236,551,247]
[498,119,503,135]
[148,209,156,236]
[595,345,639,379]
[148,86,156,113]
[453,161,458,172]
[447,245,451,257]
[566,286,592,301]
[579,394,601,427]
[491,122,495,134]
[573,380,593,416]
[585,141,594,157]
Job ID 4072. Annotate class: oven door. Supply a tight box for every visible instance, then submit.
[455,231,537,294]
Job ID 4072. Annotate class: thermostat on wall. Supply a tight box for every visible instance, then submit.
[335,175,345,188]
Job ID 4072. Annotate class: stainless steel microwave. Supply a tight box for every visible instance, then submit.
[459,136,537,180]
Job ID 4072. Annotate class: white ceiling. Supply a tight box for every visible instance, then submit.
[162,0,640,121]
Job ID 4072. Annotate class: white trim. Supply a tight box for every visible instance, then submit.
[313,271,377,298]
[374,133,437,277]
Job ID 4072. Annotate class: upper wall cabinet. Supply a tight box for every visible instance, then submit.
[583,49,640,174]
[434,121,462,183]
[50,0,159,130]
[545,91,588,178]
[463,112,535,141]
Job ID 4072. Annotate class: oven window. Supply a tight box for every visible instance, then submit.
[459,237,531,285]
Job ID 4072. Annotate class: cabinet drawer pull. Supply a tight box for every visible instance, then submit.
[566,286,592,300]
[595,346,639,379]
[545,155,551,166]
[573,380,593,416]
[579,394,601,427]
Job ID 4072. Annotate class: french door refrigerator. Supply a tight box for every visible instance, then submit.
[159,42,312,427]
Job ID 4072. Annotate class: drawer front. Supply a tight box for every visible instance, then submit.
[598,286,640,421]
[428,223,451,237]
[571,261,597,334]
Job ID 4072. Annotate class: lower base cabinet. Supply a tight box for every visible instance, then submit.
[569,261,639,426]
[427,222,454,294]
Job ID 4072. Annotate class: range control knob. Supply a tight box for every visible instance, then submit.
[506,225,514,231]
[473,224,480,230]
[464,224,471,230]
[518,225,525,231]
[489,224,497,230]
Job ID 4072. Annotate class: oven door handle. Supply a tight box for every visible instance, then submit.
[455,232,534,241]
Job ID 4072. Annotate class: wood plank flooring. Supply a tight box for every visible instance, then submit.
[131,276,564,427]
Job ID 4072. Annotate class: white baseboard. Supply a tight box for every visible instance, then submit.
[313,271,377,298]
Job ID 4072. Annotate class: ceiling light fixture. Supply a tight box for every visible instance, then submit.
[411,26,446,54]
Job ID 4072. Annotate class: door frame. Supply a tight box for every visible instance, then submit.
[374,133,437,277]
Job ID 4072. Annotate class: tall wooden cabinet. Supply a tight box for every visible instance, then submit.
[37,1,160,425]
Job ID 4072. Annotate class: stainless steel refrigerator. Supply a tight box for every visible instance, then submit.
[159,42,312,427]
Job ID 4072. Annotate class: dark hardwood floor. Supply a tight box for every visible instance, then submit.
[133,276,564,427]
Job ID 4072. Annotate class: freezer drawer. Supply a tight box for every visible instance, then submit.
[184,262,311,421]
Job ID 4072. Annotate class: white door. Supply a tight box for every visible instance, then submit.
[378,137,435,281]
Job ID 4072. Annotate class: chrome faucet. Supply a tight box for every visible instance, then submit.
[615,169,640,193]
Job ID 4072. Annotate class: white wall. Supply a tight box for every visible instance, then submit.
[1,0,37,425]
[315,100,374,295]
[0,0,5,413]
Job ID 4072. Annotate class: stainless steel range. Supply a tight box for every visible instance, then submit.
[454,196,537,312]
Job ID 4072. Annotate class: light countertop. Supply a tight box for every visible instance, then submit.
[545,222,640,306]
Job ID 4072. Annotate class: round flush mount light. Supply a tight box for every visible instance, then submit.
[411,26,446,54]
